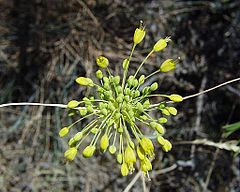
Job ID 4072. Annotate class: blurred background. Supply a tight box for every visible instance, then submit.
[0,0,240,191]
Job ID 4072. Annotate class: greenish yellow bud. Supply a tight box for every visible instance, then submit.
[150,82,158,91]
[140,137,154,155]
[67,100,80,108]
[140,115,148,121]
[158,117,168,124]
[162,108,170,116]
[64,147,77,161]
[82,145,96,158]
[116,86,122,94]
[116,94,124,103]
[132,79,139,87]
[124,88,131,95]
[101,108,108,116]
[121,163,129,176]
[136,102,144,112]
[100,134,109,151]
[79,108,87,116]
[160,59,176,72]
[162,139,172,152]
[59,127,69,137]
[86,105,94,113]
[73,132,83,141]
[113,76,120,85]
[109,145,117,154]
[96,70,103,79]
[114,112,121,120]
[68,138,77,147]
[124,95,130,102]
[153,37,171,52]
[108,103,115,111]
[159,103,166,109]
[169,94,183,102]
[76,77,94,87]
[103,77,109,83]
[96,56,109,68]
[134,90,140,97]
[140,158,152,173]
[133,27,146,45]
[117,153,123,164]
[91,127,98,134]
[157,135,166,146]
[127,76,134,87]
[125,145,136,164]
[139,75,145,85]
[150,122,165,134]
[122,58,130,70]
[143,100,150,108]
[137,145,145,160]
[168,107,177,115]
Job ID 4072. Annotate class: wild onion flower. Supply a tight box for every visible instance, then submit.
[59,21,183,178]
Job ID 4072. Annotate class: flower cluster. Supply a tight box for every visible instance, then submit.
[59,21,183,178]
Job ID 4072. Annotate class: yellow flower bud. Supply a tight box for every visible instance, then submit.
[158,117,168,124]
[75,77,94,87]
[109,145,117,154]
[125,145,136,164]
[137,145,145,160]
[162,139,172,152]
[73,132,83,141]
[64,147,77,161]
[100,134,109,151]
[82,145,96,158]
[155,123,165,134]
[121,163,129,176]
[59,127,69,137]
[96,70,103,79]
[140,137,154,156]
[157,135,166,146]
[96,56,109,68]
[122,58,130,70]
[68,138,77,147]
[160,59,176,72]
[162,108,170,116]
[167,107,177,115]
[169,94,183,102]
[67,100,80,108]
[140,158,152,173]
[117,153,123,164]
[79,108,87,116]
[153,37,171,52]
[133,27,146,45]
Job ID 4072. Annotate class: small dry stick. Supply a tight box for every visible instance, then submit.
[0,77,239,109]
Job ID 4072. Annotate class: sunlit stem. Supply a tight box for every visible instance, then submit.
[68,112,96,129]
[90,113,111,146]
[145,69,160,80]
[122,44,136,88]
[133,50,154,78]
[121,116,131,144]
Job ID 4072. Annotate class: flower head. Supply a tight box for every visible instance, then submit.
[60,21,181,177]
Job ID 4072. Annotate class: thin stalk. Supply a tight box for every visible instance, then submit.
[122,44,136,88]
[133,50,154,78]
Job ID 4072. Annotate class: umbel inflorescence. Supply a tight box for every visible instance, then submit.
[59,21,183,178]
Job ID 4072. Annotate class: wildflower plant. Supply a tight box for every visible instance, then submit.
[59,21,183,178]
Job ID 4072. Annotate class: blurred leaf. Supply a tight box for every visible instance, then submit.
[223,122,240,138]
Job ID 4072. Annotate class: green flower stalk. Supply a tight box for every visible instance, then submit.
[59,22,183,179]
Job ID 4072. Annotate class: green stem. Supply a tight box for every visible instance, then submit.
[133,50,154,78]
[145,69,160,80]
[122,44,136,88]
